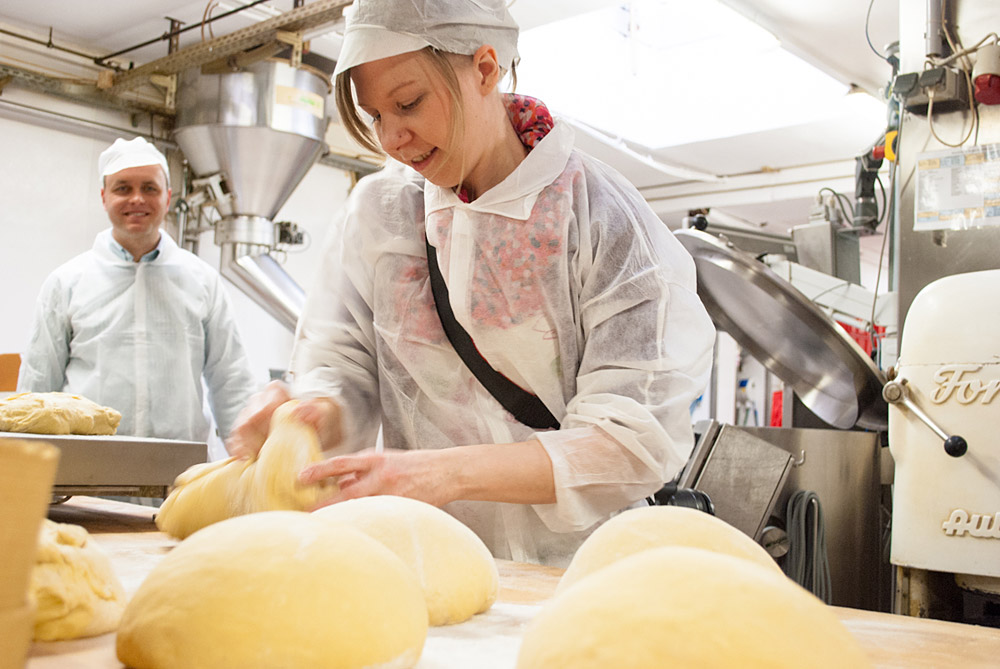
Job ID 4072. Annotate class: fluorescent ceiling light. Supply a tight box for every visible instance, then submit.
[515,0,883,149]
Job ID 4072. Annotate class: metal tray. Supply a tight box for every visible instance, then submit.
[675,228,887,430]
[0,431,206,497]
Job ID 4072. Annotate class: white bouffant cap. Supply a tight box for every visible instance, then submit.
[98,137,170,187]
[333,0,519,76]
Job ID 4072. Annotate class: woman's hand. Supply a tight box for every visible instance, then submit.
[226,381,291,458]
[300,440,557,509]
[301,448,457,508]
[288,396,343,452]
[226,382,344,458]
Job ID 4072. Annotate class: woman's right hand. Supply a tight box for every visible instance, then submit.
[226,380,292,459]
[226,381,345,458]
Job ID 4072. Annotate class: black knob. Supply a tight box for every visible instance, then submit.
[944,435,968,457]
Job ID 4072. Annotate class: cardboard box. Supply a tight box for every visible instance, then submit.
[0,354,20,392]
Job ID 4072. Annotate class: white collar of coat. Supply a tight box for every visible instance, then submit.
[94,226,177,264]
[423,120,574,222]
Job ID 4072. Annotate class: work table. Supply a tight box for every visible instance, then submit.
[26,497,1000,668]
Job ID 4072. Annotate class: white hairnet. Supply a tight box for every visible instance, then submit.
[98,137,170,188]
[334,0,519,76]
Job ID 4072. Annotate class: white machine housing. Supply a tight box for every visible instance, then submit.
[889,269,1000,579]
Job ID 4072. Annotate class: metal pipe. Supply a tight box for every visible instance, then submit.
[0,98,173,146]
[925,0,945,58]
[219,243,304,332]
[96,0,274,64]
[0,27,115,68]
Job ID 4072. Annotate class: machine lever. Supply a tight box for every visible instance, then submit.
[882,378,968,457]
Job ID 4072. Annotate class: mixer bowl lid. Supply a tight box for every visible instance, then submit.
[676,228,887,430]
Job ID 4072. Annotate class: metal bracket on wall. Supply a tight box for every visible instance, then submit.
[149,74,177,110]
[276,30,304,69]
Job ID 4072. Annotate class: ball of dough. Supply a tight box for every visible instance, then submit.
[518,546,872,669]
[155,400,334,540]
[117,511,428,669]
[314,496,498,625]
[0,392,120,435]
[557,505,780,593]
[30,520,126,640]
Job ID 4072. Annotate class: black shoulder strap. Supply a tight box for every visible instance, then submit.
[425,238,559,430]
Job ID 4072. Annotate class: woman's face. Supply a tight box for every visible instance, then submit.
[352,51,471,189]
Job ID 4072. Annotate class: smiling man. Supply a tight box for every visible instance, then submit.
[18,137,258,448]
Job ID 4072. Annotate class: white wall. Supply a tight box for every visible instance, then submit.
[0,88,354,391]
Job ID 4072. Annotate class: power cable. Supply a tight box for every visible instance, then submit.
[784,490,832,604]
[864,0,890,63]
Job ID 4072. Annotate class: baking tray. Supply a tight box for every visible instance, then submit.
[0,431,206,497]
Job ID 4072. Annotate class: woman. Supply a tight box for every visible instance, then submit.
[228,0,715,566]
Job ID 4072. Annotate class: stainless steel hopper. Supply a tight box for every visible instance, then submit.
[173,58,332,330]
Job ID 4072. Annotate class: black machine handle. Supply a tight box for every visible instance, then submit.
[882,378,968,457]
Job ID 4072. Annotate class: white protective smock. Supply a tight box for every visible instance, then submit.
[19,229,257,442]
[291,121,715,566]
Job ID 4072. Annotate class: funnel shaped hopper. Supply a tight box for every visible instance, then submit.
[174,59,330,220]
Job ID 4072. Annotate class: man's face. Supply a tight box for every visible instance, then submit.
[101,165,171,243]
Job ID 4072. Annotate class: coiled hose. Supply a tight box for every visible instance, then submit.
[784,490,832,604]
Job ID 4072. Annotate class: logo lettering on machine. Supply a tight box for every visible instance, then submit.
[942,509,1000,539]
[931,364,1000,405]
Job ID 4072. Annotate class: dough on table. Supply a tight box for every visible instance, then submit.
[517,546,872,669]
[29,519,126,641]
[0,392,121,435]
[117,511,428,669]
[557,505,782,594]
[314,495,499,625]
[155,400,334,539]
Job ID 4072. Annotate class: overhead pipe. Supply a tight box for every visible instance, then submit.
[94,0,274,65]
[0,27,116,68]
[0,97,173,147]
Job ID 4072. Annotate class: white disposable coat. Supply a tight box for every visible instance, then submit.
[19,229,257,442]
[291,121,715,565]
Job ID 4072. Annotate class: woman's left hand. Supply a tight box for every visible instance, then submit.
[300,448,458,508]
[300,440,556,510]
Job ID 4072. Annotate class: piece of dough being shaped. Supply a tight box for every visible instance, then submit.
[518,547,872,669]
[29,520,127,641]
[117,511,428,669]
[155,400,334,539]
[557,505,782,594]
[0,392,121,435]
[315,496,499,625]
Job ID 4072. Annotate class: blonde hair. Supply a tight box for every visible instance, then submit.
[334,47,516,158]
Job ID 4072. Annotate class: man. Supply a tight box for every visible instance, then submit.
[19,137,258,445]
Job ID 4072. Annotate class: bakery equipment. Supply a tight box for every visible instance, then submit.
[678,421,883,610]
[886,269,1000,623]
[677,421,791,541]
[0,431,206,499]
[673,228,890,610]
[675,228,888,431]
[172,56,333,330]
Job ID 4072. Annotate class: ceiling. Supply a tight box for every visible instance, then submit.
[0,0,900,275]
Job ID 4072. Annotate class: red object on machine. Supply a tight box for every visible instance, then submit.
[836,321,885,357]
[975,73,1000,105]
[872,145,885,161]
[769,390,783,427]
[974,44,1000,106]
